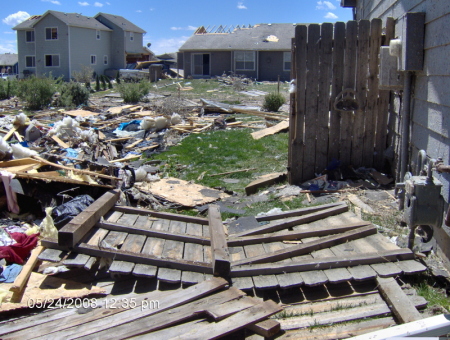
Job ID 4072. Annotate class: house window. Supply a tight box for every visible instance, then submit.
[45,54,59,67]
[25,56,36,68]
[103,55,108,65]
[96,30,100,40]
[235,51,255,71]
[26,30,35,42]
[283,52,291,71]
[130,32,134,41]
[45,27,58,40]
[91,55,97,65]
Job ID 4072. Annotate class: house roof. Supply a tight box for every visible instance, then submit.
[0,53,18,66]
[13,10,112,31]
[95,12,146,34]
[179,23,296,52]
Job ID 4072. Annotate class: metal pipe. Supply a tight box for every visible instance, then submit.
[400,71,413,181]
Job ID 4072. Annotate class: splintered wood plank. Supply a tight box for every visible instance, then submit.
[323,267,353,284]
[203,224,212,264]
[340,20,357,166]
[101,230,127,249]
[142,219,171,257]
[370,262,403,278]
[132,263,157,278]
[377,277,422,323]
[62,252,90,268]
[161,300,282,340]
[396,260,427,275]
[134,214,154,229]
[83,257,97,271]
[247,319,281,338]
[234,225,377,266]
[315,22,333,174]
[121,233,146,254]
[161,220,186,260]
[288,24,307,184]
[235,204,349,237]
[348,265,378,281]
[22,277,228,340]
[281,317,395,339]
[232,276,254,291]
[86,227,109,246]
[104,210,123,223]
[181,271,204,285]
[245,243,278,290]
[116,213,139,226]
[300,270,329,287]
[328,21,345,163]
[352,19,370,167]
[363,18,382,167]
[231,249,415,277]
[265,242,303,289]
[109,260,134,275]
[208,204,230,276]
[157,267,181,283]
[302,23,320,180]
[58,190,120,248]
[38,248,67,262]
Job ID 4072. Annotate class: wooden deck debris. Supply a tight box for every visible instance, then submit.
[245,172,287,195]
[208,205,231,276]
[251,119,289,140]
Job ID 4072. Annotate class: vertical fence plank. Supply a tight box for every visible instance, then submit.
[328,22,346,164]
[288,37,296,183]
[363,18,382,167]
[302,24,321,180]
[351,20,370,168]
[315,23,333,174]
[340,21,358,166]
[288,25,308,185]
[375,17,395,169]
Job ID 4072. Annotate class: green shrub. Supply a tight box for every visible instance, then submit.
[116,70,121,84]
[0,79,18,100]
[263,92,286,112]
[95,75,100,92]
[116,81,150,103]
[17,76,56,110]
[100,75,107,91]
[56,81,90,108]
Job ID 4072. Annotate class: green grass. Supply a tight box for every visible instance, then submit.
[150,128,289,193]
[413,275,450,311]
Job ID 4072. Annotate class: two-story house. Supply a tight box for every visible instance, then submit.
[13,10,146,80]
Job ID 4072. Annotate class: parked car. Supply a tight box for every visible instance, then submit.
[0,73,17,80]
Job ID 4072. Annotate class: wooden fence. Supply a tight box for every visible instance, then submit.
[288,18,395,184]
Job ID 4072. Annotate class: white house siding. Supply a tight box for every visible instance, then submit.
[355,0,450,264]
[69,26,111,77]
[34,15,70,79]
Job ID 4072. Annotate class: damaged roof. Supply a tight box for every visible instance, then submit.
[95,12,146,33]
[13,10,112,31]
[179,23,297,51]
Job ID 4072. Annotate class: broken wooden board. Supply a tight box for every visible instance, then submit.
[136,177,230,207]
[0,158,43,173]
[58,190,120,248]
[208,205,230,277]
[245,172,287,195]
[65,109,100,117]
[251,119,289,140]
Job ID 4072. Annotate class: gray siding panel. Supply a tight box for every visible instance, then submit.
[413,98,450,139]
[415,75,450,108]
[258,51,290,81]
[424,13,450,49]
[210,51,231,77]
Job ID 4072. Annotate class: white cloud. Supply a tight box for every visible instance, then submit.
[4,31,14,34]
[136,10,142,13]
[147,36,188,55]
[316,1,336,10]
[94,2,103,7]
[106,1,111,4]
[171,26,197,31]
[149,8,155,11]
[237,2,247,9]
[78,2,90,6]
[2,11,30,26]
[42,0,61,4]
[325,12,338,19]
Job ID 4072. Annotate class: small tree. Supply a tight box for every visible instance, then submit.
[0,79,18,100]
[56,81,90,108]
[262,92,286,112]
[100,75,107,91]
[116,70,121,84]
[116,81,150,103]
[95,75,100,92]
[72,65,94,88]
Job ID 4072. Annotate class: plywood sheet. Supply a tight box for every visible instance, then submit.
[65,109,100,117]
[137,177,229,207]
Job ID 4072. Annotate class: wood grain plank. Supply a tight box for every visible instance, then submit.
[208,204,230,276]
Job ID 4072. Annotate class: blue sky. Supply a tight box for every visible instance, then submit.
[1,0,353,56]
